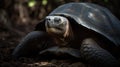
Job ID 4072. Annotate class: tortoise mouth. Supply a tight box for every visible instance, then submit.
[46,27,65,36]
[45,21,66,38]
[47,25,63,32]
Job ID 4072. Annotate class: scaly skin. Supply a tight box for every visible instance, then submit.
[80,38,120,67]
[12,31,54,58]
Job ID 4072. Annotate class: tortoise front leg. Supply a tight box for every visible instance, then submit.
[80,38,120,67]
[12,31,55,58]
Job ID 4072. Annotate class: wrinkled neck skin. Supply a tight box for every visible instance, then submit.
[56,24,74,47]
[47,22,74,47]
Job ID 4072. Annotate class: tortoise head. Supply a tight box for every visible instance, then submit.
[45,16,74,45]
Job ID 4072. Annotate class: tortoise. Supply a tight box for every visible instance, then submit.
[12,3,120,67]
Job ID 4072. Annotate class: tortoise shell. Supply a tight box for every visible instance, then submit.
[35,3,120,46]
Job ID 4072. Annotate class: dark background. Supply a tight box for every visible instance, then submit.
[0,0,120,67]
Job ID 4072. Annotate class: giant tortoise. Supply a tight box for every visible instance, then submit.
[12,3,120,67]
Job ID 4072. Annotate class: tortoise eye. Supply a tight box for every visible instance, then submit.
[46,18,51,23]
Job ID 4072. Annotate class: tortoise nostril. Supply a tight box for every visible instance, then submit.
[54,18,61,24]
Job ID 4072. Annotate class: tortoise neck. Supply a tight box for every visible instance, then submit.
[53,23,74,47]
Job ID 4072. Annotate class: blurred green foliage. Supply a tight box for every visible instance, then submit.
[42,0,48,6]
[28,0,36,7]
